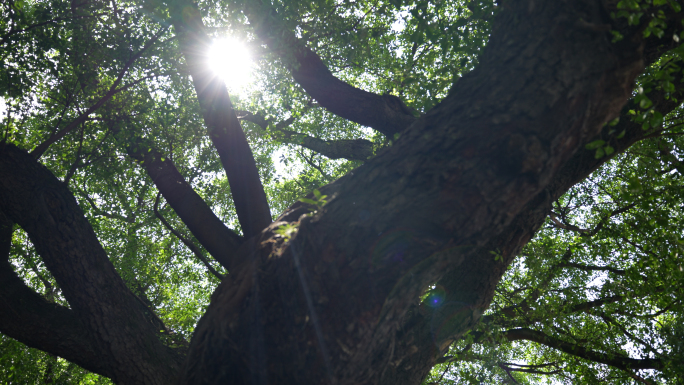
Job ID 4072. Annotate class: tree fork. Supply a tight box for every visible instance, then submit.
[0,143,183,384]
[128,144,244,270]
[181,1,646,384]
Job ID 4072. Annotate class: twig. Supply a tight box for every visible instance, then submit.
[31,26,168,157]
[153,193,224,280]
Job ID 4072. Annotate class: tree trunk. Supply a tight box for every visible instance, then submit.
[180,1,646,384]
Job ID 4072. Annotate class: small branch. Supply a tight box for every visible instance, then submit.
[548,212,590,234]
[297,149,333,182]
[628,370,655,385]
[497,250,573,318]
[558,262,625,275]
[78,189,133,223]
[502,328,664,371]
[30,26,168,158]
[598,312,660,356]
[499,362,562,375]
[154,193,224,280]
[485,294,624,329]
[435,362,451,383]
[236,109,374,161]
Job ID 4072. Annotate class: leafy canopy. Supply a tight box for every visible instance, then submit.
[1,0,684,383]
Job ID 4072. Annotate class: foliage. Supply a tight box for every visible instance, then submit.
[424,96,684,384]
[1,0,684,383]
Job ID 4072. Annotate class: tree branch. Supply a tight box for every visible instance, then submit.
[0,143,181,384]
[558,262,626,276]
[237,109,374,161]
[170,3,272,238]
[127,144,243,270]
[502,328,663,371]
[153,193,224,280]
[0,211,109,377]
[243,3,418,137]
[30,26,168,158]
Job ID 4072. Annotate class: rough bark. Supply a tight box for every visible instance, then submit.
[0,213,107,376]
[243,3,418,138]
[3,1,683,384]
[181,2,647,384]
[0,143,182,384]
[170,1,272,238]
[375,15,684,385]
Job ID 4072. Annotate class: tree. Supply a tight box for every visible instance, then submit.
[0,0,683,383]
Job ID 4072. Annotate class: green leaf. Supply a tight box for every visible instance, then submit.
[585,140,605,150]
[639,97,653,109]
[299,198,317,205]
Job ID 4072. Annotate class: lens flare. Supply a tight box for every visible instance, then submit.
[207,38,253,91]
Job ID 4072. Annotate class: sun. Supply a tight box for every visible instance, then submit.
[207,38,253,91]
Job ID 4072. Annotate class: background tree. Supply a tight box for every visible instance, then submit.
[1,0,683,384]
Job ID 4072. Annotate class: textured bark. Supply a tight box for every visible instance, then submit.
[128,145,244,270]
[376,16,684,385]
[0,213,106,376]
[181,2,647,384]
[243,3,418,138]
[0,144,182,384]
[171,2,272,238]
[3,1,683,384]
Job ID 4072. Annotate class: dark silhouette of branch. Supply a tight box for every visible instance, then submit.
[236,109,374,161]
[499,362,562,375]
[0,211,107,377]
[558,262,626,276]
[243,3,418,137]
[170,4,272,239]
[127,144,243,270]
[502,328,664,371]
[153,193,224,280]
[0,143,181,382]
[78,189,134,223]
[484,294,624,329]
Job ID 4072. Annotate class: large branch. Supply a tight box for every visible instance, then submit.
[0,143,181,384]
[128,144,243,270]
[237,110,374,161]
[243,3,417,137]
[503,328,663,371]
[170,2,271,239]
[0,213,110,377]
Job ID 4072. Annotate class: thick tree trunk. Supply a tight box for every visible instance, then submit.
[4,1,682,384]
[180,2,646,384]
